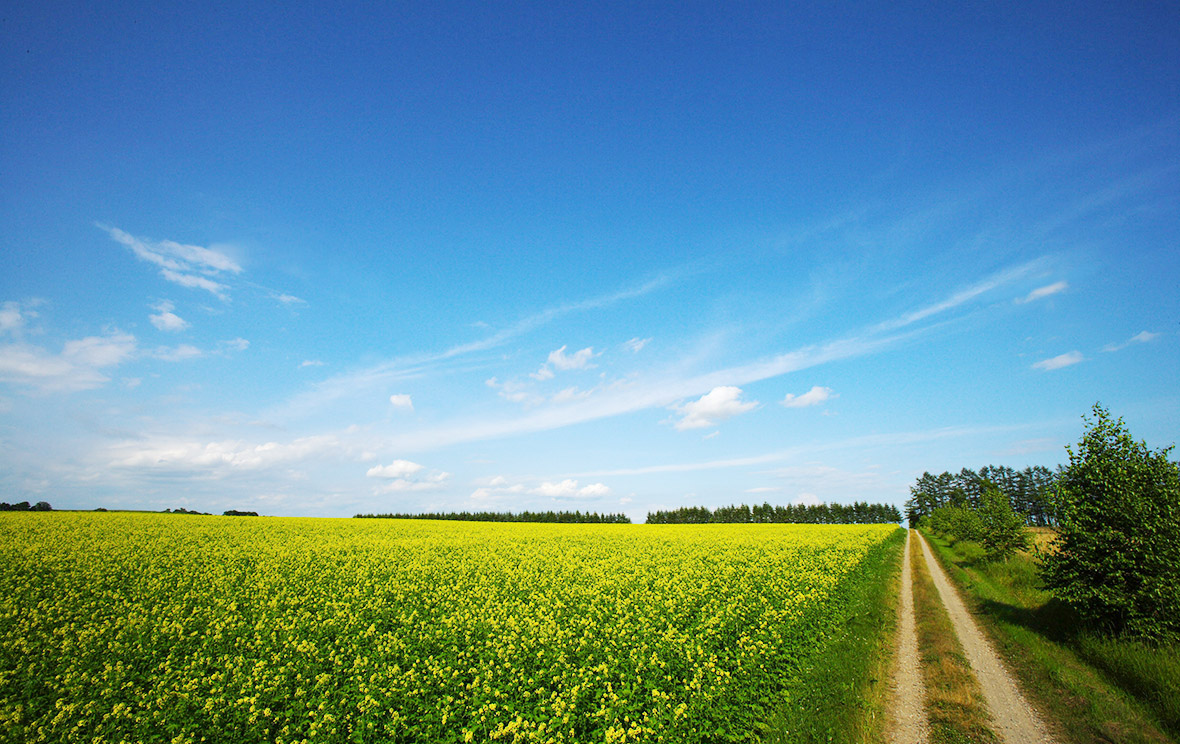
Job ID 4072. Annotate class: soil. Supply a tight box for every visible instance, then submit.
[890,529,931,743]
[915,531,1055,744]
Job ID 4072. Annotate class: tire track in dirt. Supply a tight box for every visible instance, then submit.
[890,529,930,743]
[916,531,1054,744]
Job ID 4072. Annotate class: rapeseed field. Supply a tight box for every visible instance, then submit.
[0,514,897,743]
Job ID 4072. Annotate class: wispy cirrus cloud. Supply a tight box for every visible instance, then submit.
[276,273,679,417]
[1032,351,1084,371]
[99,225,242,300]
[1017,281,1068,304]
[873,261,1041,333]
[1103,330,1159,352]
[361,262,1044,453]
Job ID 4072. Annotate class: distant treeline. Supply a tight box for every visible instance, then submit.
[645,501,902,525]
[0,501,52,512]
[355,510,632,524]
[904,465,1058,528]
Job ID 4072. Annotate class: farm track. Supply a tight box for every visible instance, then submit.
[914,531,1055,744]
[890,529,930,744]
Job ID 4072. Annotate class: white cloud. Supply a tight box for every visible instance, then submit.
[530,345,597,381]
[1017,281,1068,303]
[745,486,781,494]
[282,262,1042,453]
[221,338,249,352]
[149,301,190,332]
[486,377,536,404]
[300,360,325,368]
[531,479,580,497]
[63,333,137,367]
[1032,351,1084,371]
[0,329,138,392]
[549,345,596,370]
[1103,331,1160,352]
[874,261,1040,332]
[376,471,451,493]
[673,386,759,430]
[389,394,414,411]
[781,386,835,408]
[160,269,229,298]
[530,479,610,499]
[151,344,203,362]
[366,460,424,479]
[100,225,241,299]
[793,493,823,507]
[108,433,346,472]
[551,387,590,404]
[274,275,679,418]
[624,337,651,353]
[273,293,306,305]
[471,477,610,501]
[0,301,37,336]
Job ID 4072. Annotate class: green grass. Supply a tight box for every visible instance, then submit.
[767,526,906,743]
[910,532,999,744]
[921,529,1179,744]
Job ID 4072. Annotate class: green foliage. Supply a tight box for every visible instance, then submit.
[1041,404,1180,641]
[905,466,1058,528]
[648,501,902,524]
[924,530,1179,743]
[977,485,1030,562]
[927,506,984,544]
[0,501,52,512]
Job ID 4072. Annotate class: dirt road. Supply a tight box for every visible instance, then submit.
[915,531,1054,744]
[890,529,930,744]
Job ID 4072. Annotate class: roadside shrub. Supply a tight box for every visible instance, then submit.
[928,506,984,544]
[1041,404,1180,641]
[978,484,1029,562]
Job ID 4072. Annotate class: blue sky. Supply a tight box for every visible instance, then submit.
[2,2,1177,519]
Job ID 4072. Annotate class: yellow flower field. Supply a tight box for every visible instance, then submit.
[0,514,898,743]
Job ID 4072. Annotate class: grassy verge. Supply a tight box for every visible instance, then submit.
[910,531,999,744]
[768,526,906,743]
[921,529,1178,744]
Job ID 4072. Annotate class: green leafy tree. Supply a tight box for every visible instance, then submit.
[1042,404,1180,640]
[977,484,1029,561]
[927,505,984,543]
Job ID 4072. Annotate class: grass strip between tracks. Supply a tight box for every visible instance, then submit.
[910,531,999,744]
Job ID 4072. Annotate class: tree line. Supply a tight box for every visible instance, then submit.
[645,501,902,525]
[355,510,632,524]
[916,404,1180,642]
[905,464,1058,528]
[0,501,53,511]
